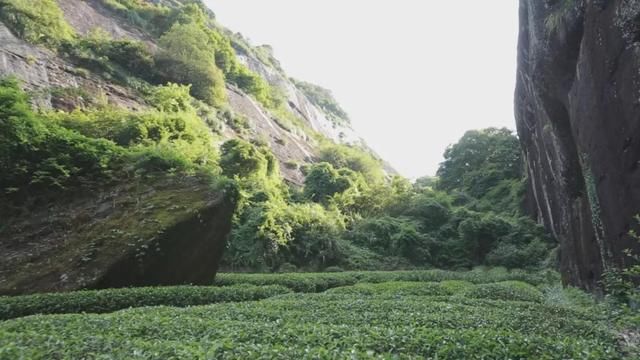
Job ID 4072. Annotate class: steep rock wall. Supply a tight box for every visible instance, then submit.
[515,0,640,290]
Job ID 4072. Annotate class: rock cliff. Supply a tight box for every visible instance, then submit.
[515,0,640,290]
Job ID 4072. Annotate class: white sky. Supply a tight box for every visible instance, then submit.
[204,0,519,178]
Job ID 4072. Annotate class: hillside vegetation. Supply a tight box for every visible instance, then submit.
[0,0,552,276]
[0,0,637,358]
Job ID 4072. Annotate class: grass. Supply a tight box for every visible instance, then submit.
[0,269,626,359]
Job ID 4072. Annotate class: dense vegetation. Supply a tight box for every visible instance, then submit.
[0,269,631,359]
[0,0,554,274]
[219,125,553,272]
[0,0,638,358]
[0,78,227,214]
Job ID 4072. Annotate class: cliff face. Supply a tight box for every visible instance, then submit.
[515,0,640,290]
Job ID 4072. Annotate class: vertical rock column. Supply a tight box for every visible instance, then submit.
[515,0,640,290]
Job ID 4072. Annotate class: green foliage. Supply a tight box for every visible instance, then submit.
[292,79,350,126]
[0,78,123,199]
[318,143,385,184]
[219,139,277,179]
[0,0,75,47]
[0,284,290,320]
[98,0,172,36]
[460,281,544,303]
[156,21,226,106]
[218,108,250,134]
[303,162,353,203]
[0,78,220,210]
[347,216,431,264]
[214,268,557,291]
[47,106,218,170]
[437,127,524,215]
[0,270,616,358]
[600,215,640,327]
[61,30,155,82]
[147,83,194,113]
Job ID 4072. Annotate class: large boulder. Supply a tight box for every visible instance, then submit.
[515,0,640,290]
[0,176,237,295]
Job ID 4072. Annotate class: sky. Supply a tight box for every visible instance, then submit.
[204,0,520,178]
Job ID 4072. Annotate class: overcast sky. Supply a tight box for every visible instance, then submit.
[204,0,519,178]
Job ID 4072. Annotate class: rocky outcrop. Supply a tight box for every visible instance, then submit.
[515,0,640,290]
[0,21,145,110]
[0,176,237,295]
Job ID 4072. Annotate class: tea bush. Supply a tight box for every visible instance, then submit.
[0,270,622,359]
[0,284,290,320]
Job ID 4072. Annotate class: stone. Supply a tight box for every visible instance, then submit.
[515,0,640,290]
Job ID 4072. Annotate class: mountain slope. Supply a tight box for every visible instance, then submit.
[0,0,390,293]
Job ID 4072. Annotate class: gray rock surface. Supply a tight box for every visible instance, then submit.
[516,0,640,290]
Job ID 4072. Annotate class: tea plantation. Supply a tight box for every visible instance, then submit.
[0,269,630,359]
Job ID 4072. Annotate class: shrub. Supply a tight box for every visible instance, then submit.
[461,281,544,303]
[156,22,226,106]
[303,162,353,203]
[0,284,290,320]
[48,107,218,169]
[0,78,123,200]
[0,0,75,47]
[326,281,454,297]
[0,270,618,359]
[318,144,385,184]
[98,0,172,36]
[147,83,194,113]
[219,139,277,179]
[278,263,298,273]
[347,216,431,264]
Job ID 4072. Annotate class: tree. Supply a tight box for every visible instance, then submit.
[303,162,352,204]
[436,128,524,214]
[155,22,226,106]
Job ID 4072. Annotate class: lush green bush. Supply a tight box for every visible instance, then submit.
[0,78,123,200]
[0,271,620,359]
[156,21,226,106]
[147,82,194,113]
[326,281,455,297]
[303,162,353,203]
[0,0,75,47]
[98,0,172,36]
[436,127,524,215]
[460,281,545,303]
[0,284,289,320]
[61,30,155,82]
[318,143,385,184]
[48,106,218,170]
[219,139,277,179]
[346,216,431,264]
[214,269,557,292]
[0,78,222,213]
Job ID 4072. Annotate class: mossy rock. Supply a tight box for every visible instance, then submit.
[0,175,237,295]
